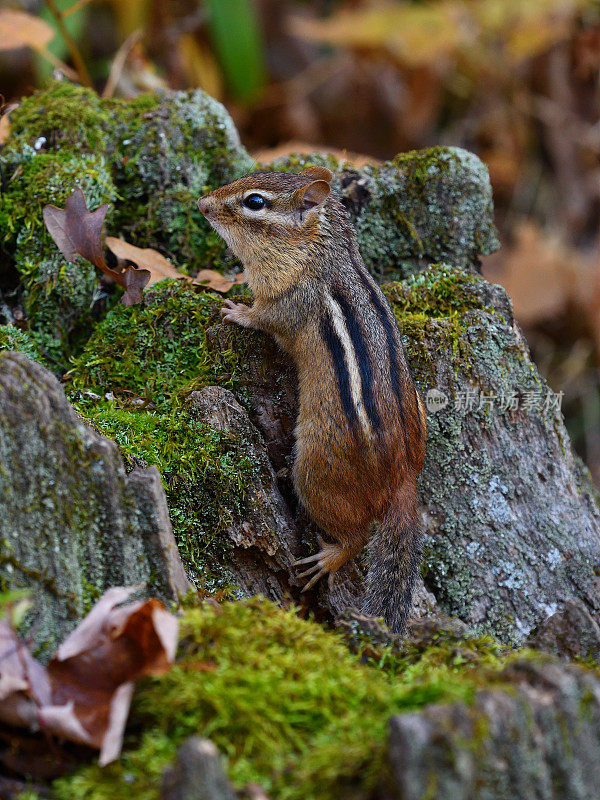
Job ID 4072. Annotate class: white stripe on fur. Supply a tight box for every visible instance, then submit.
[326,294,371,436]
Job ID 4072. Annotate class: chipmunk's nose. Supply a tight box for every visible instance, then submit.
[197,196,212,217]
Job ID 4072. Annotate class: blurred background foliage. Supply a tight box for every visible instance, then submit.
[0,0,599,485]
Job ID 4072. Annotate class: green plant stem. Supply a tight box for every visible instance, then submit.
[45,0,93,88]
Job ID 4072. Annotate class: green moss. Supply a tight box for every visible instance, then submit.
[66,280,258,588]
[0,324,42,362]
[0,81,253,367]
[390,145,456,185]
[0,138,118,367]
[383,264,494,383]
[2,151,116,247]
[84,405,258,588]
[385,263,489,319]
[1,86,116,364]
[50,598,519,800]
[7,81,112,153]
[67,280,232,408]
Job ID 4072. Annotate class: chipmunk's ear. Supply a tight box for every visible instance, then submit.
[299,165,333,182]
[293,179,330,211]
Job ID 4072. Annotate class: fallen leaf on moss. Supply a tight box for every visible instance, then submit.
[106,236,246,293]
[43,189,151,305]
[43,190,108,268]
[44,190,243,302]
[193,269,246,293]
[106,237,184,286]
[0,586,178,766]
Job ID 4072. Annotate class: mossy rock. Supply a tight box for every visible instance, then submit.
[48,597,517,800]
[268,147,500,278]
[0,81,254,367]
[387,657,600,799]
[107,89,254,268]
[1,82,497,367]
[0,351,189,657]
[66,280,283,592]
[384,264,600,644]
[63,267,600,644]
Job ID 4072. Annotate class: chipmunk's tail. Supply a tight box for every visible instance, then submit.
[362,478,422,635]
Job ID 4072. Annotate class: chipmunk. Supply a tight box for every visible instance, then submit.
[197,165,426,634]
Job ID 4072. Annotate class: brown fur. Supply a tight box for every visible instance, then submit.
[198,167,426,634]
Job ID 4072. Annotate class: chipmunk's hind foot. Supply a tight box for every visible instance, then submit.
[295,540,355,592]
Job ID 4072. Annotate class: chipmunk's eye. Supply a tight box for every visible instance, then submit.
[243,193,266,211]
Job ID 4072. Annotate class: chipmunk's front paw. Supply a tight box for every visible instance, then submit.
[220,299,254,328]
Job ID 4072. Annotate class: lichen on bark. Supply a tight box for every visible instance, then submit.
[385,264,600,644]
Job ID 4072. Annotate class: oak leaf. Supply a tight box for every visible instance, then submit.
[43,189,151,305]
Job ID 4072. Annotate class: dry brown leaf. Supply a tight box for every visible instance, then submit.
[43,189,151,305]
[482,221,599,326]
[43,190,110,271]
[105,237,184,286]
[0,10,54,52]
[0,102,17,146]
[106,236,245,294]
[0,616,50,730]
[0,586,178,766]
[45,586,177,765]
[193,270,246,293]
